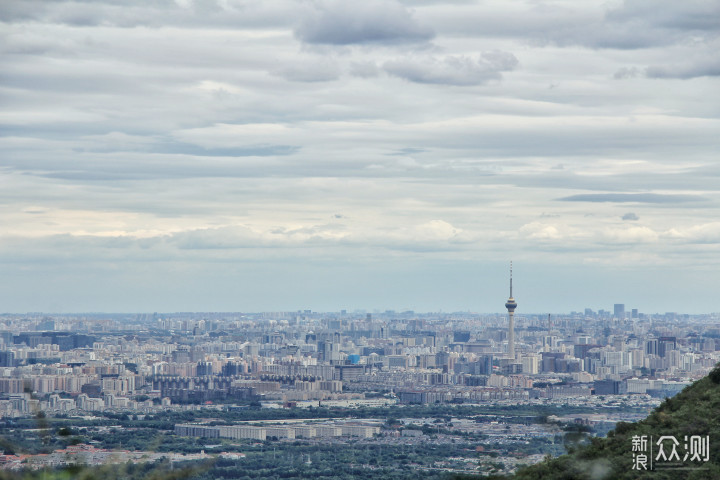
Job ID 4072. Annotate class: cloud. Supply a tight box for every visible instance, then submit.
[602,226,658,243]
[0,219,474,260]
[388,147,427,156]
[664,222,720,244]
[558,193,706,204]
[420,0,720,50]
[171,225,289,250]
[271,58,341,82]
[519,222,563,240]
[0,0,302,29]
[414,220,461,241]
[384,51,518,85]
[614,67,641,79]
[295,0,434,45]
[605,0,720,33]
[645,58,720,79]
[349,61,380,78]
[570,0,720,49]
[2,0,720,312]
[622,212,639,221]
[162,219,477,255]
[518,221,663,250]
[171,123,298,149]
[77,133,300,157]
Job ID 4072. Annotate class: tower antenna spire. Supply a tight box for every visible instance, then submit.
[510,261,513,298]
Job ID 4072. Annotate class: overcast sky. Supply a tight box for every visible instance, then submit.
[1,0,719,314]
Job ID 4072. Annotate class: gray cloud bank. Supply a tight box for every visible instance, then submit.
[295,0,434,45]
[559,194,708,204]
[384,51,518,85]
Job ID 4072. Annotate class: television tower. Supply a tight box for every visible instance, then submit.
[505,262,518,359]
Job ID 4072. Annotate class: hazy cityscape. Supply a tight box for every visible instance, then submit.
[1,289,718,476]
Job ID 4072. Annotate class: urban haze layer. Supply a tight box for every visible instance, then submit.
[1,285,718,478]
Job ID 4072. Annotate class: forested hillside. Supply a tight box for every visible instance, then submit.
[513,365,720,480]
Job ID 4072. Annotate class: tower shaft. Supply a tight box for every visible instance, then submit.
[508,311,515,358]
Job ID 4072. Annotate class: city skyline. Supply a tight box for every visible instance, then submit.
[1,1,719,313]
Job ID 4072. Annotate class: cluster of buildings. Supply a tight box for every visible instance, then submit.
[0,443,212,471]
[0,289,719,419]
[175,419,382,441]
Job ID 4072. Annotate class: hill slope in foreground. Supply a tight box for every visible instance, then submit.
[512,365,720,480]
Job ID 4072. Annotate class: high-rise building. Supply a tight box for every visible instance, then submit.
[522,354,539,374]
[614,304,625,319]
[0,351,14,367]
[505,262,517,359]
[646,337,659,356]
[658,337,677,358]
